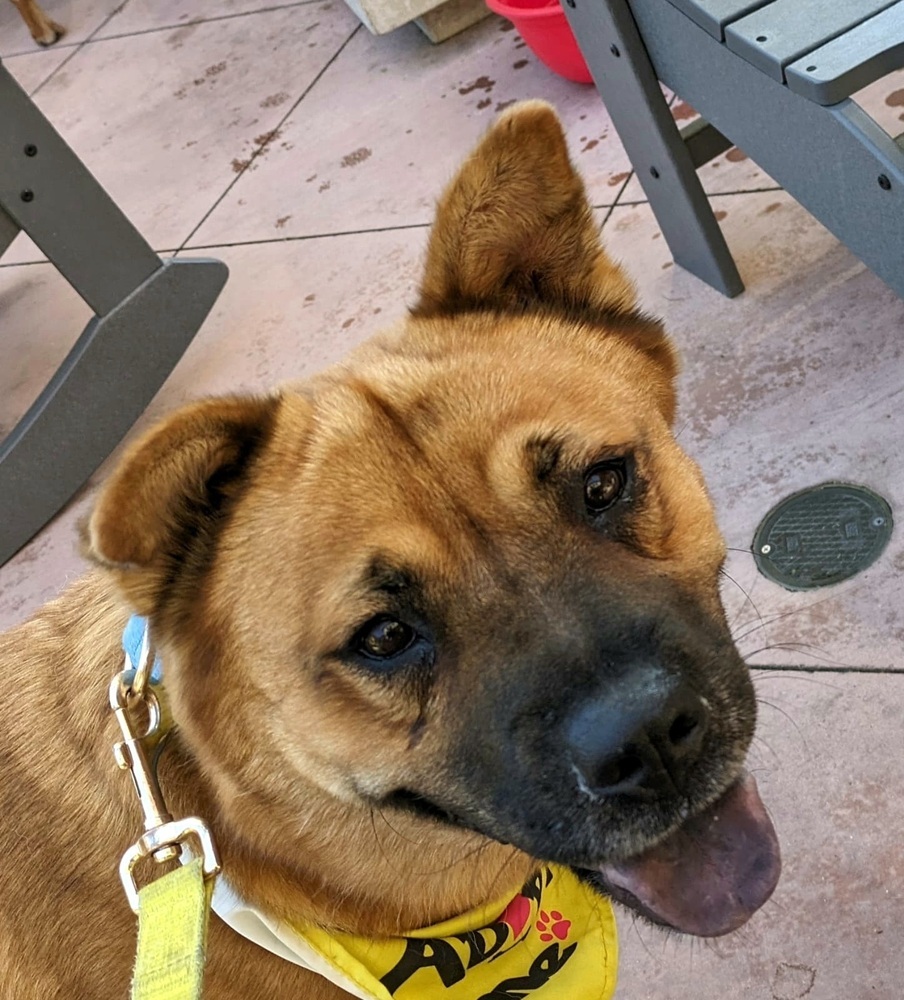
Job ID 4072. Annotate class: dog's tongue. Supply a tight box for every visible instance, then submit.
[600,772,780,936]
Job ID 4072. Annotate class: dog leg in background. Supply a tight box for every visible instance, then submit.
[10,0,64,45]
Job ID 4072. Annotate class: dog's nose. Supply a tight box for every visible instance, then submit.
[566,671,709,799]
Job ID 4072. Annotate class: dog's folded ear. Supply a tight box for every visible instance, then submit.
[84,394,282,613]
[414,100,637,320]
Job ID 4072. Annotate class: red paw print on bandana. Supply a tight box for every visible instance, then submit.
[535,910,571,942]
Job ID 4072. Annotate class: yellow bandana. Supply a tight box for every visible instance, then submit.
[213,864,617,999]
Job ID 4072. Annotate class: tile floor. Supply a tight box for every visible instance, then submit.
[2,3,904,998]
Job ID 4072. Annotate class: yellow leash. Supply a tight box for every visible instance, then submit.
[111,619,220,1000]
[131,859,213,1000]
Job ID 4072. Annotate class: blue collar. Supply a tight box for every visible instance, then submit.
[122,615,163,683]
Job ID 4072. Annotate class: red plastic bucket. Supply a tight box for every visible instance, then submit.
[485,0,593,84]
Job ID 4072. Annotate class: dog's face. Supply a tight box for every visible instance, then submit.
[87,103,778,939]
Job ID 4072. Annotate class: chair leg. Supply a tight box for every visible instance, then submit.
[0,206,17,258]
[562,0,744,297]
[0,60,228,565]
[0,60,161,314]
[0,258,228,566]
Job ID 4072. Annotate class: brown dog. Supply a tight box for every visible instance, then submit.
[10,0,63,45]
[0,103,779,998]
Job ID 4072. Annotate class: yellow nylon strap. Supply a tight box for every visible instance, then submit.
[131,859,212,1000]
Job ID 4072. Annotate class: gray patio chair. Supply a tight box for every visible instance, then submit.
[0,60,227,566]
[562,0,904,298]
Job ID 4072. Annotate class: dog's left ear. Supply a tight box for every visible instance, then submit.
[414,101,678,422]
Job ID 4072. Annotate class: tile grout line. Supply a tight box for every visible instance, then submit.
[182,222,433,254]
[0,183,789,266]
[79,0,324,48]
[1,216,443,267]
[27,0,139,97]
[599,174,634,230]
[750,664,902,676]
[603,185,786,214]
[1,0,320,60]
[176,23,362,255]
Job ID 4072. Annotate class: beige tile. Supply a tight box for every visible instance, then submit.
[187,16,631,247]
[603,192,904,671]
[853,66,904,139]
[15,4,358,253]
[617,670,904,1000]
[0,0,122,56]
[94,0,313,38]
[169,234,427,399]
[0,228,427,628]
[2,41,72,92]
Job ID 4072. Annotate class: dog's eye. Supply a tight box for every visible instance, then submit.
[584,461,627,514]
[355,617,417,659]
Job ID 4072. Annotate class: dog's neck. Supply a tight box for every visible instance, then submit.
[156,737,533,936]
[112,600,536,938]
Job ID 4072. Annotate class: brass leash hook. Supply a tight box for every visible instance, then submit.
[111,627,220,912]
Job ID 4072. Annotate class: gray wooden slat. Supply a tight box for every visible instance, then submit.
[725,0,898,82]
[665,0,773,40]
[785,3,904,105]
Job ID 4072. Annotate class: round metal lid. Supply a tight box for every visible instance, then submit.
[752,482,893,591]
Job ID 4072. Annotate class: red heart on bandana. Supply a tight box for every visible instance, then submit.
[500,895,531,939]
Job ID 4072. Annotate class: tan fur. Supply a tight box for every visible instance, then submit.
[10,0,64,46]
[0,103,732,998]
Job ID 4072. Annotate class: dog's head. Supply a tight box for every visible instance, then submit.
[86,103,778,938]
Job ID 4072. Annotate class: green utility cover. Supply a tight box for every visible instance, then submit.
[753,482,893,591]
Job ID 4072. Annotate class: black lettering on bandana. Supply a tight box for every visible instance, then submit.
[476,942,578,999]
[520,870,545,908]
[381,868,565,996]
[381,938,466,994]
[456,922,511,968]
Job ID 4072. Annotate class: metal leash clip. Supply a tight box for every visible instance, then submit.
[110,627,220,912]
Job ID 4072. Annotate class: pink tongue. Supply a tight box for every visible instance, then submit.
[600,772,780,936]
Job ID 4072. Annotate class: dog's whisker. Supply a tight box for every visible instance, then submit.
[719,566,763,633]
[418,838,496,876]
[748,638,830,655]
[732,599,834,642]
[372,806,427,846]
[732,612,789,643]
[752,671,841,691]
[755,697,808,750]
[486,846,523,898]
[744,641,848,667]
[748,733,780,769]
[370,807,499,877]
[368,808,404,875]
[734,577,868,643]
